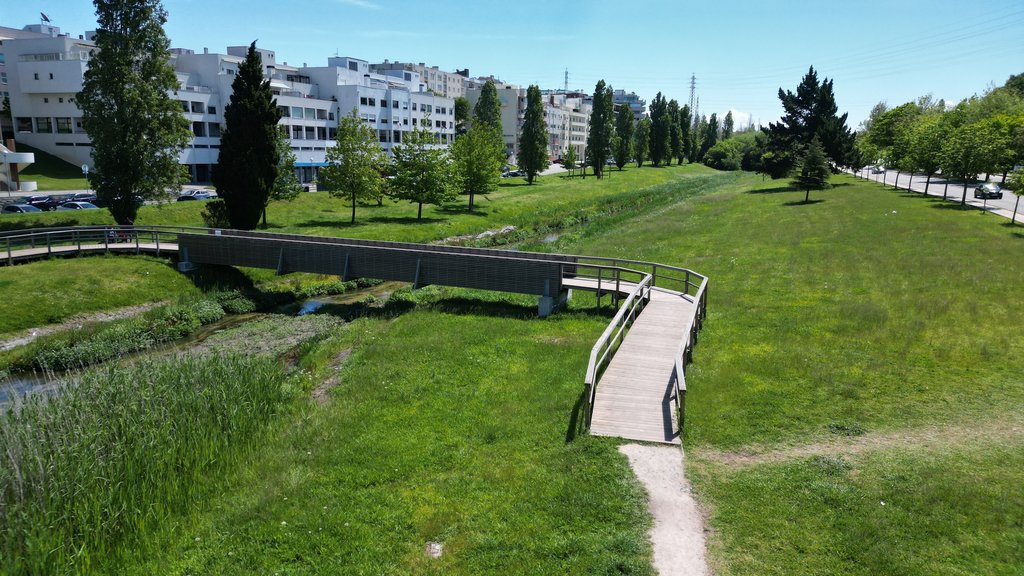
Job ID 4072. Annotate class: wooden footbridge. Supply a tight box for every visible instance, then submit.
[2,226,707,444]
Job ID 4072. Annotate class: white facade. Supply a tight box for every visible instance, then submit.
[3,28,455,184]
[466,85,591,162]
[369,60,469,99]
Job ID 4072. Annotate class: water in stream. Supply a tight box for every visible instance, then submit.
[0,281,405,404]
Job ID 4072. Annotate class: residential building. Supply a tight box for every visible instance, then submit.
[369,60,469,99]
[0,24,64,139]
[3,26,455,185]
[467,85,591,162]
[612,89,646,123]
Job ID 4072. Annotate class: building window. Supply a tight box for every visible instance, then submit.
[304,126,314,139]
[56,117,72,134]
[180,101,189,113]
[292,125,303,139]
[379,130,387,142]
[392,100,398,108]
[207,105,216,114]
[191,101,203,113]
[75,119,85,133]
[348,61,358,72]
[412,103,417,111]
[380,99,386,108]
[35,117,53,133]
[192,121,205,137]
[412,118,417,126]
[208,122,221,137]
[0,72,6,84]
[304,108,315,120]
[43,97,49,103]
[278,105,289,118]
[33,73,39,80]
[49,73,53,79]
[291,106,302,118]
[403,118,408,125]
[328,127,337,139]
[393,130,401,143]
[367,98,375,107]
[360,97,367,106]
[317,127,327,140]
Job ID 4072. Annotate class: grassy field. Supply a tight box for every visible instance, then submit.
[0,164,735,242]
[11,143,90,191]
[2,166,1021,574]
[568,174,1024,574]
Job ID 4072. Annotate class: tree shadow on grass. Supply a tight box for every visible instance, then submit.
[426,296,538,319]
[930,202,974,212]
[564,386,588,443]
[436,204,489,217]
[366,215,447,225]
[748,185,796,194]
[783,199,825,206]
[292,219,369,230]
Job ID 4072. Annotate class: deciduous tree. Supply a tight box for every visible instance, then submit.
[634,117,651,168]
[77,0,191,225]
[563,144,577,177]
[613,104,633,170]
[452,122,504,210]
[320,110,387,223]
[212,42,281,229]
[391,122,459,219]
[265,131,303,224]
[586,80,614,178]
[518,85,549,184]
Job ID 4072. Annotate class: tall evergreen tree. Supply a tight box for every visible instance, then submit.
[77,0,191,225]
[668,99,682,165]
[454,96,471,135]
[792,137,831,203]
[473,80,502,132]
[613,103,634,170]
[585,80,614,178]
[699,113,719,160]
[320,110,387,223]
[634,117,651,167]
[212,42,281,229]
[678,104,692,164]
[518,85,549,185]
[649,93,672,166]
[722,111,735,139]
[391,122,459,219]
[763,66,855,178]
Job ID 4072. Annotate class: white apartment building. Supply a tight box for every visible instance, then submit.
[3,25,454,185]
[612,89,646,123]
[466,85,591,163]
[369,60,469,99]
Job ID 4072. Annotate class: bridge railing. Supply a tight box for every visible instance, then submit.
[668,273,709,430]
[579,267,653,426]
[2,226,195,264]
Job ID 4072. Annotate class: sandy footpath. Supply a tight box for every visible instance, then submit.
[619,443,708,576]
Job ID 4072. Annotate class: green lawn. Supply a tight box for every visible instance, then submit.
[567,174,1024,574]
[2,167,1022,574]
[12,143,90,191]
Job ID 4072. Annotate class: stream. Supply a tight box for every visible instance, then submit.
[0,282,404,404]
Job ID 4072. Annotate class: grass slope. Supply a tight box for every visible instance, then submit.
[568,174,1024,574]
[11,143,90,191]
[128,298,654,575]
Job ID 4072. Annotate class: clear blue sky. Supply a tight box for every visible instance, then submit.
[8,0,1023,128]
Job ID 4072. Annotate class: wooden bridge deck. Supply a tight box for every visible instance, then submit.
[590,290,694,444]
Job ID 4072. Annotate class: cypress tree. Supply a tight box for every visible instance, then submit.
[613,103,634,170]
[212,42,281,230]
[473,80,502,132]
[668,99,682,164]
[585,80,614,179]
[518,85,549,184]
[634,117,651,168]
[679,105,692,163]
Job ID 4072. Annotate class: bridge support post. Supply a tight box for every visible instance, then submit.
[276,247,286,275]
[176,246,195,273]
[538,279,570,317]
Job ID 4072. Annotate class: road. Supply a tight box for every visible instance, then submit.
[852,168,1022,222]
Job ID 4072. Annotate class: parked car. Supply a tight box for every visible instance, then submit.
[974,183,1003,200]
[177,191,216,201]
[65,192,98,204]
[1,204,43,214]
[26,195,60,211]
[56,201,100,210]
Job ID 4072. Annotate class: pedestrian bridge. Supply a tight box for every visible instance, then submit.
[1,226,707,444]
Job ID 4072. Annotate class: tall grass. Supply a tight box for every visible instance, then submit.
[0,354,290,575]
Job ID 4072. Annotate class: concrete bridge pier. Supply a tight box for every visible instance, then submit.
[539,278,571,317]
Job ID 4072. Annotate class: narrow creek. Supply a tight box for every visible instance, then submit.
[0,281,404,404]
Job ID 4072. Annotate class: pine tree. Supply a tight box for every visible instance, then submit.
[668,99,682,164]
[634,117,651,168]
[699,113,719,160]
[792,137,831,202]
[585,80,614,179]
[77,0,191,225]
[518,85,549,185]
[722,111,735,139]
[320,110,387,223]
[613,104,634,170]
[212,42,281,229]
[763,66,855,178]
[649,93,672,166]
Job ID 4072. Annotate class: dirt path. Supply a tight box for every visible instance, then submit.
[0,302,169,352]
[619,444,708,576]
[701,413,1024,468]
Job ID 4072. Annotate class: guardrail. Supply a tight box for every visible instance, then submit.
[2,225,198,265]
